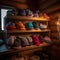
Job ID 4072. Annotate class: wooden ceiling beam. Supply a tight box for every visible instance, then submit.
[12,0,26,3]
[39,0,48,4]
[41,3,60,13]
[40,0,59,10]
[0,0,28,9]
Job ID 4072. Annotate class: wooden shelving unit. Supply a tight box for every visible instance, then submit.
[0,43,50,56]
[7,29,50,33]
[0,15,51,60]
[7,15,49,21]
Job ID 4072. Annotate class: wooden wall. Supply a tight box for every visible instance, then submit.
[38,0,60,41]
[38,0,60,60]
[0,0,28,9]
[0,0,39,10]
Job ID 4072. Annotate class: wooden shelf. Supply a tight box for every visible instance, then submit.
[7,29,50,33]
[0,43,50,56]
[7,15,49,21]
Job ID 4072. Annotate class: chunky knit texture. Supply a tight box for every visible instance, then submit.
[32,35,40,46]
[16,21,26,30]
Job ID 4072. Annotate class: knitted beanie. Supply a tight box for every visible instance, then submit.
[17,9,26,16]
[18,36,30,47]
[13,37,22,47]
[32,35,40,46]
[16,21,26,30]
[39,35,45,43]
[6,23,16,30]
[8,36,16,47]
[40,23,47,30]
[44,36,52,43]
[26,36,33,45]
[32,22,40,30]
[25,22,34,30]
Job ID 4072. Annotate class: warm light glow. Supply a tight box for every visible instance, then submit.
[56,21,60,25]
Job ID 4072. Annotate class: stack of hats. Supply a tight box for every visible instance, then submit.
[17,9,26,16]
[6,21,48,31]
[25,22,34,30]
[18,36,30,47]
[33,10,39,17]
[17,9,33,17]
[26,36,33,45]
[16,21,26,30]
[43,13,50,19]
[32,35,40,46]
[6,22,16,30]
[39,23,47,30]
[39,35,52,44]
[7,9,18,16]
[39,35,45,43]
[6,36,17,48]
[6,35,34,49]
[32,22,40,30]
[6,34,52,49]
[44,36,52,43]
[25,9,33,16]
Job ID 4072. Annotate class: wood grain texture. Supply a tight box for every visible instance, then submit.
[0,0,28,9]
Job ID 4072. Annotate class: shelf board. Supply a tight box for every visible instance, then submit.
[0,43,50,56]
[7,15,49,21]
[7,29,50,33]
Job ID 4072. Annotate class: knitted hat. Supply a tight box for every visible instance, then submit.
[16,21,26,30]
[8,36,16,48]
[25,22,34,30]
[18,36,30,47]
[25,9,33,16]
[32,35,40,46]
[17,9,26,16]
[32,22,40,30]
[44,36,52,43]
[26,36,33,45]
[6,22,16,30]
[43,13,50,19]
[40,23,47,30]
[6,26,16,30]
[39,35,45,43]
[13,37,22,47]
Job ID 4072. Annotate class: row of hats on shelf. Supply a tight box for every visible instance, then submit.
[7,9,50,19]
[6,34,52,49]
[6,21,47,30]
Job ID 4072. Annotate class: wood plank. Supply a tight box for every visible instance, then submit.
[1,0,27,4]
[0,0,28,9]
[12,0,27,3]
[40,0,59,10]
[39,0,47,4]
[7,29,50,33]
[0,43,50,56]
[42,3,60,14]
[7,15,49,21]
